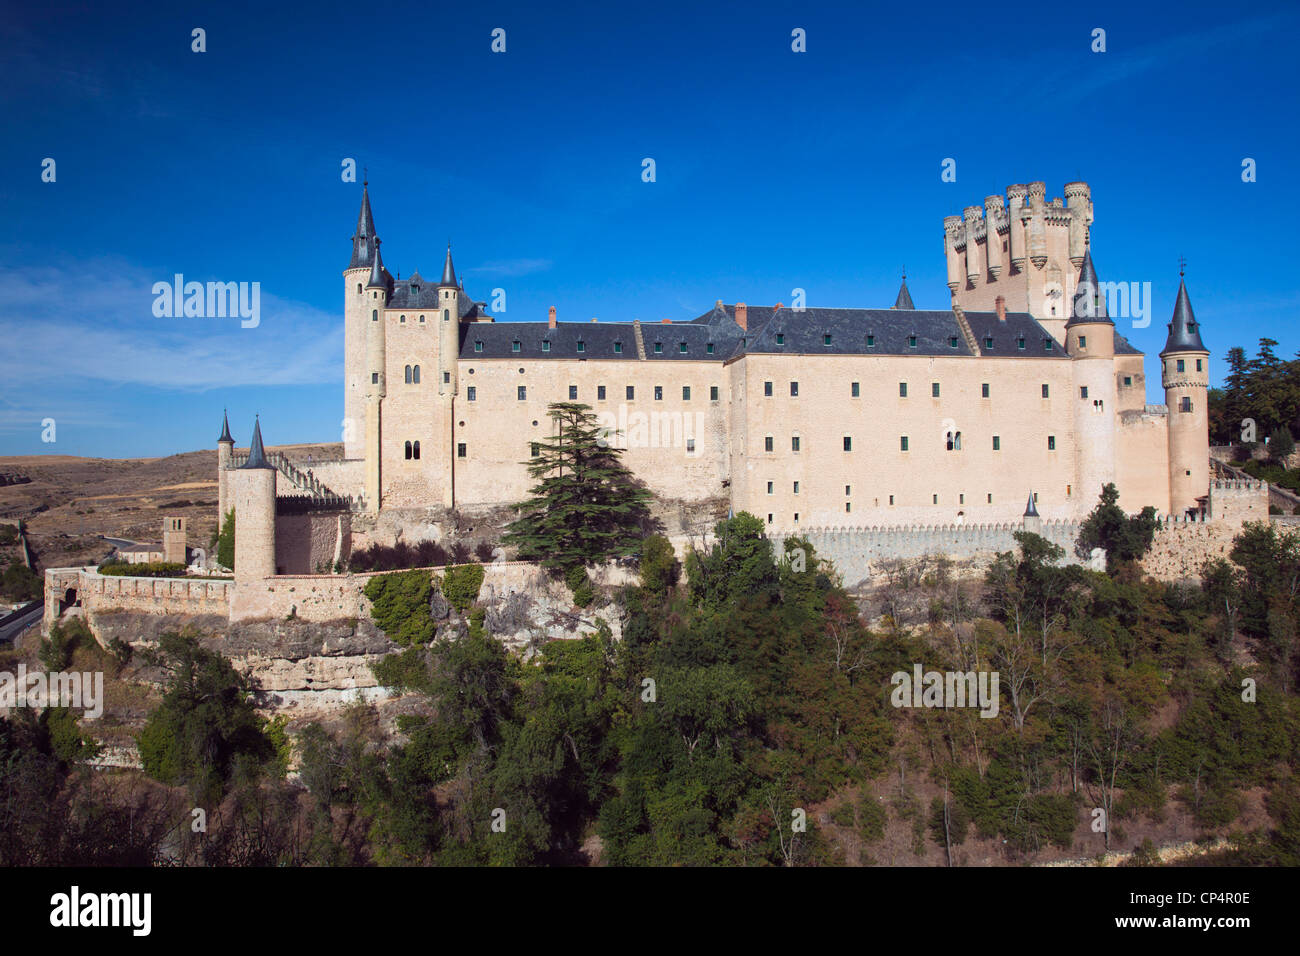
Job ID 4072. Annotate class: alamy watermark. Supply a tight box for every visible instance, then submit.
[152,275,260,328]
[1074,279,1152,328]
[1,664,104,719]
[596,404,705,453]
[890,664,999,718]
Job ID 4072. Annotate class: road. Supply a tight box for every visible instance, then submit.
[0,600,44,644]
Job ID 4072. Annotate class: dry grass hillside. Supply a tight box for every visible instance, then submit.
[0,443,341,571]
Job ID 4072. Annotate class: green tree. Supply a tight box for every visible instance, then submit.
[685,512,779,610]
[1077,483,1158,568]
[503,402,653,574]
[216,510,235,570]
[363,569,437,646]
[639,534,679,594]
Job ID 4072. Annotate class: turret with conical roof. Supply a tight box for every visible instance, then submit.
[217,409,235,533]
[892,272,915,310]
[367,237,390,291]
[439,243,457,288]
[1065,246,1115,358]
[1022,491,1042,533]
[348,183,377,271]
[230,417,277,580]
[1161,265,1210,515]
[344,184,380,461]
[437,242,461,402]
[240,416,273,469]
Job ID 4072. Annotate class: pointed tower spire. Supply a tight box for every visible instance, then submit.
[1069,246,1112,324]
[367,237,388,290]
[892,270,915,310]
[1162,265,1205,354]
[1024,492,1039,517]
[439,242,457,287]
[348,183,378,270]
[218,408,233,444]
[241,416,273,469]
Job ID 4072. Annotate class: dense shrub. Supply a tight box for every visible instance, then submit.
[216,510,235,570]
[99,562,187,578]
[442,563,485,614]
[639,534,678,593]
[363,569,436,646]
[1,561,41,601]
[566,565,596,608]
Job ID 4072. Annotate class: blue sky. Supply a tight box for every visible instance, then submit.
[2,0,1297,457]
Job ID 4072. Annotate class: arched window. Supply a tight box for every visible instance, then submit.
[412,440,421,460]
[443,309,449,321]
[412,365,420,384]
[356,283,362,294]
[404,365,412,384]
[372,309,378,321]
[404,441,412,460]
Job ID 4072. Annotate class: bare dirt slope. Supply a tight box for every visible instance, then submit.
[0,443,341,570]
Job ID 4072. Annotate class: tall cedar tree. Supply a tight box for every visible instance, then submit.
[503,402,652,573]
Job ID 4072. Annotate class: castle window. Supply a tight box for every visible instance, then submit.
[959,494,964,504]
[889,495,894,505]
[793,481,800,494]
[764,381,773,397]
[475,341,483,352]
[824,334,832,346]
[791,436,800,452]
[1067,485,1072,496]
[899,382,908,397]
[405,365,412,384]
[404,441,412,460]
[1041,384,1050,398]
[614,341,623,354]
[1077,336,1086,349]
[400,314,406,323]
[845,485,851,496]
[577,341,585,353]
[1180,397,1193,413]
[846,502,851,513]
[950,336,959,348]
[988,493,993,503]
[1017,337,1026,350]
[531,443,540,457]
[680,342,688,353]
[793,513,799,524]
[790,382,799,397]
[866,334,875,347]
[767,481,774,494]
[443,310,449,321]
[569,385,578,400]
[371,372,379,384]
[710,386,719,401]
[357,283,362,294]
[765,436,774,452]
[1188,322,1197,333]
[908,335,917,348]
[654,342,663,354]
[776,333,785,345]
[518,385,526,400]
[982,383,990,398]
[512,340,521,353]
[1044,339,1054,351]
[992,435,1000,451]
[412,285,419,294]
[598,385,606,400]
[900,436,909,451]
[542,340,550,352]
[933,494,938,504]
[1177,358,1186,373]
[467,386,476,401]
[1048,435,1056,450]
[413,441,421,460]
[707,343,714,354]
[372,310,378,321]
[419,315,425,323]
[946,430,961,451]
[1080,386,1088,399]
[983,336,993,349]
[1123,376,1132,387]
[686,439,695,454]
[627,386,635,400]
[683,386,691,400]
[768,514,773,524]
[442,371,448,384]
[851,382,860,397]
[654,386,663,401]
[457,443,466,458]
[412,366,420,383]
[843,436,852,451]
[1196,359,1203,372]
[932,382,940,398]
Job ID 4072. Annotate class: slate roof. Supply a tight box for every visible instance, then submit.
[1069,249,1114,325]
[1162,278,1206,354]
[240,418,273,469]
[218,409,233,444]
[893,277,915,310]
[347,185,377,271]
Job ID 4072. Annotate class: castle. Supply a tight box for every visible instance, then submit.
[222,179,1208,533]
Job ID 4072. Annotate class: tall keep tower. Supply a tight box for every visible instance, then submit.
[436,245,460,508]
[1066,247,1118,509]
[363,237,391,513]
[1161,269,1209,515]
[344,183,378,461]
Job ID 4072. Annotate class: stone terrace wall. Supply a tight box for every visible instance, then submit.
[1140,514,1238,583]
[44,567,232,633]
[769,520,1083,586]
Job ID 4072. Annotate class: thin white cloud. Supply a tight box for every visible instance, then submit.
[467,258,554,277]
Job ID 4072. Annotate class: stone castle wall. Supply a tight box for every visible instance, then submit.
[275,511,349,575]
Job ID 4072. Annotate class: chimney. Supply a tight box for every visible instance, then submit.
[735,302,748,331]
[590,317,598,323]
[660,318,672,324]
[995,295,1006,322]
[548,306,556,329]
[775,301,783,311]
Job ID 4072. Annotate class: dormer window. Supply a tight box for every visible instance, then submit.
[474,340,483,352]
[983,336,993,349]
[614,341,623,354]
[654,342,663,354]
[680,342,687,353]
[577,340,585,353]
[1188,322,1197,333]
[411,285,420,294]
[776,333,785,346]
[1017,337,1026,350]
[1045,339,1054,351]
[706,342,714,354]
[949,336,959,348]
[512,340,521,353]
[542,339,550,352]
[823,334,832,346]
[908,335,917,348]
[866,334,875,347]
